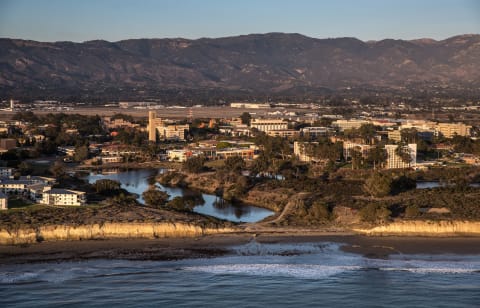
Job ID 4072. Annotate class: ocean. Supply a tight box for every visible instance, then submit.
[1,241,479,307]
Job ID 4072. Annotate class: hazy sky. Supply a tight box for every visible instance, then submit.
[0,0,478,42]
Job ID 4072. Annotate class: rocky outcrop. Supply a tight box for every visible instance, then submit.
[0,222,237,245]
[354,220,480,236]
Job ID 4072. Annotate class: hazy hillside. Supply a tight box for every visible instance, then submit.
[1,33,479,97]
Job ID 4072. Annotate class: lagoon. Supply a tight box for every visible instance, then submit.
[85,169,274,223]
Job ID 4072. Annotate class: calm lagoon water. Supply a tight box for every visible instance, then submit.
[1,241,479,307]
[85,169,274,223]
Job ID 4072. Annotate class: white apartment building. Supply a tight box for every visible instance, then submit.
[385,144,417,169]
[250,119,288,132]
[41,189,86,206]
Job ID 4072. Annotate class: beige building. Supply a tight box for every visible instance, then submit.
[267,129,300,138]
[251,118,288,132]
[435,122,471,138]
[148,111,189,142]
[385,144,417,169]
[0,192,7,210]
[388,130,402,142]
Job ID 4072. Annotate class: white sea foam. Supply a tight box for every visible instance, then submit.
[184,263,362,279]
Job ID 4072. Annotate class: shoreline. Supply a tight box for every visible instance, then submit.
[1,232,480,265]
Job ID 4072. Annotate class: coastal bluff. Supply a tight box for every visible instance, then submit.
[355,220,480,236]
[0,222,237,245]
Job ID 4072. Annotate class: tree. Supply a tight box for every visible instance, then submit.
[400,128,418,144]
[358,124,377,144]
[50,161,66,178]
[360,203,391,223]
[395,144,412,164]
[183,155,206,173]
[142,188,170,207]
[94,179,122,195]
[366,146,387,169]
[74,145,89,162]
[364,172,393,197]
[240,112,252,126]
[166,196,194,212]
[224,156,246,174]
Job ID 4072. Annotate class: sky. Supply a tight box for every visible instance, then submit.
[0,0,479,42]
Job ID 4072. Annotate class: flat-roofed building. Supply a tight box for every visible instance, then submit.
[332,119,369,131]
[267,129,299,138]
[41,189,86,206]
[436,122,472,138]
[148,111,189,142]
[251,118,288,132]
[301,127,332,139]
[388,130,402,142]
[230,102,270,109]
[216,148,255,160]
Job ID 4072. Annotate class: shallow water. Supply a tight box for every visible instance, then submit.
[85,169,274,222]
[1,242,479,307]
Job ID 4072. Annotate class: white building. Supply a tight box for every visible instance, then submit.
[385,144,417,169]
[41,189,86,206]
[251,118,288,133]
[0,167,13,178]
[343,142,374,160]
[332,119,369,131]
[230,102,270,109]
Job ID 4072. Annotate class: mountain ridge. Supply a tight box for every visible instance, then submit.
[1,33,479,97]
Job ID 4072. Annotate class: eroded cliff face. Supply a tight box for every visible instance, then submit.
[355,220,480,236]
[0,222,237,245]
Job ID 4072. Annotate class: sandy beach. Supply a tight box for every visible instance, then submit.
[1,232,480,265]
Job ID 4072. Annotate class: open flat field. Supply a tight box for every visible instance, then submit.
[1,106,284,120]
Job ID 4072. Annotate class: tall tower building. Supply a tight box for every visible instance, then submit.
[148,111,157,142]
[10,99,14,111]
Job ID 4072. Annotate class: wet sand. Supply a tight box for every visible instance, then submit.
[1,233,480,264]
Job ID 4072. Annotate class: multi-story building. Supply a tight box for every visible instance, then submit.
[332,119,369,131]
[385,144,417,169]
[216,148,255,160]
[301,127,331,139]
[250,118,288,133]
[41,189,86,206]
[266,129,300,138]
[387,130,402,142]
[148,111,189,142]
[435,122,472,138]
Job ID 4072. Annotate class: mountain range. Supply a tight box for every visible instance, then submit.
[1,33,479,98]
